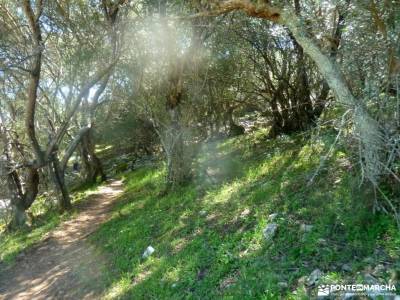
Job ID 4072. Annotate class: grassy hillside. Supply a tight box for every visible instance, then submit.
[91,130,400,299]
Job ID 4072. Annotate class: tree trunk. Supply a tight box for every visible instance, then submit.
[1,124,27,229]
[227,108,245,137]
[4,167,39,230]
[164,106,191,188]
[292,0,314,130]
[281,9,383,184]
[22,168,40,210]
[6,0,46,229]
[5,170,26,229]
[23,0,44,166]
[213,1,384,184]
[159,69,192,189]
[80,129,106,184]
[314,2,347,118]
[47,128,92,212]
[166,139,188,187]
[49,153,71,211]
[10,205,27,229]
[293,42,313,130]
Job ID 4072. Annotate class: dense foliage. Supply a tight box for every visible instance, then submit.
[0,0,399,297]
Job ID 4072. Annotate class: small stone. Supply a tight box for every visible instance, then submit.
[363,273,379,285]
[300,224,313,233]
[341,264,352,272]
[307,269,323,287]
[142,246,155,259]
[361,274,389,299]
[199,210,207,216]
[268,213,278,222]
[263,223,278,241]
[317,238,327,245]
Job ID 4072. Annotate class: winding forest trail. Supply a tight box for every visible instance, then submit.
[0,180,124,300]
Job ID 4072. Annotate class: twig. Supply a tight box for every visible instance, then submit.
[308,109,351,185]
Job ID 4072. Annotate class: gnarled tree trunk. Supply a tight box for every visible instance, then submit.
[49,151,71,211]
[5,166,39,229]
[80,129,106,184]
[165,111,190,187]
[3,0,44,228]
[163,61,192,188]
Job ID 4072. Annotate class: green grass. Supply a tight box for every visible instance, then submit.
[0,182,101,265]
[1,130,398,298]
[0,210,62,265]
[91,130,400,299]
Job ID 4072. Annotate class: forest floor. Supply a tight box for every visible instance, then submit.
[0,179,123,300]
[0,130,399,299]
[91,130,399,299]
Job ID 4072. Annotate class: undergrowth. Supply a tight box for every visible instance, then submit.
[0,181,101,265]
[90,130,400,299]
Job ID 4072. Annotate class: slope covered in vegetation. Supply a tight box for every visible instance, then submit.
[1,1,399,298]
[0,184,100,264]
[90,130,400,299]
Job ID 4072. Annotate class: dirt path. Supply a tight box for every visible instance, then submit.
[0,180,124,300]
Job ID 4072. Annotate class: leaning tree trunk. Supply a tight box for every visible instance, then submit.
[281,9,384,185]
[48,126,91,210]
[211,1,384,185]
[313,1,347,119]
[49,152,71,211]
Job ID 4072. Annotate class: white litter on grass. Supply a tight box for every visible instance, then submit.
[142,246,155,259]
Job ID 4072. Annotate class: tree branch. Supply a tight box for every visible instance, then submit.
[44,60,118,161]
[60,126,91,172]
